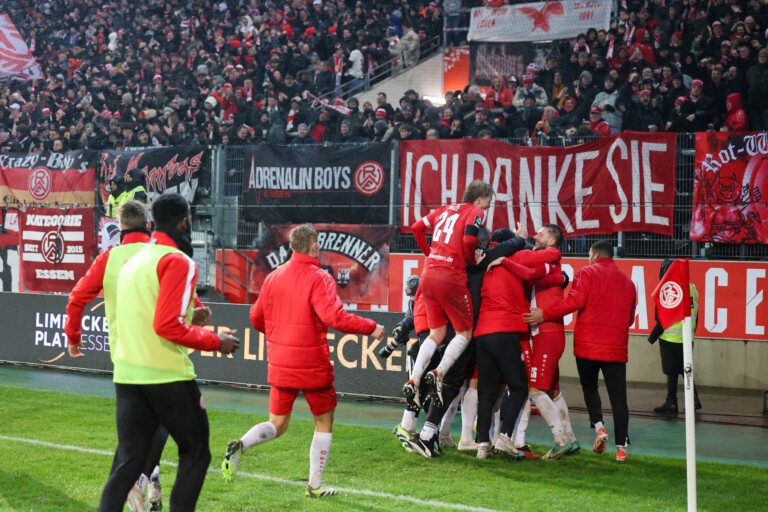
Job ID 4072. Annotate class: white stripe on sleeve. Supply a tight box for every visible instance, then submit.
[177,256,196,324]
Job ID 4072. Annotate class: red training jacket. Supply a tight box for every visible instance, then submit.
[474,248,561,337]
[65,231,150,346]
[250,251,377,389]
[151,232,220,351]
[543,257,636,363]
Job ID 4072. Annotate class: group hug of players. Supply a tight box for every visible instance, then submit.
[382,180,601,461]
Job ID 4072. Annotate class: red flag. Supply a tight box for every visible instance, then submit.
[652,259,691,330]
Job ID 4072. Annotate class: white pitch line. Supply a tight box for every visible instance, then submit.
[0,435,505,512]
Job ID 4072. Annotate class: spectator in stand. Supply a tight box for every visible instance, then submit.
[485,76,514,108]
[291,123,318,147]
[466,103,497,139]
[746,48,768,129]
[556,97,583,129]
[688,79,715,131]
[588,106,611,137]
[722,93,749,131]
[623,90,663,132]
[546,71,570,108]
[513,75,548,108]
[666,97,695,133]
[593,75,623,133]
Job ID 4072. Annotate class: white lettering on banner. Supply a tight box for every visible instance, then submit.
[745,268,765,335]
[487,158,513,230]
[631,140,641,222]
[34,269,74,280]
[574,151,599,229]
[402,137,675,235]
[606,139,629,223]
[402,259,419,312]
[467,154,491,185]
[247,166,351,191]
[548,155,573,232]
[519,157,542,229]
[560,263,574,325]
[441,153,460,206]
[629,266,648,329]
[25,215,83,227]
[642,142,669,226]
[36,312,67,329]
[705,268,728,333]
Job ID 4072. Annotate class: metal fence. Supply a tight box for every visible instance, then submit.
[193,134,768,264]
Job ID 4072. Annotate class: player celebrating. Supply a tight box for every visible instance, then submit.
[222,224,384,497]
[489,224,578,459]
[404,180,493,410]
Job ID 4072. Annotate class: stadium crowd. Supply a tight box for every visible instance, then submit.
[1,0,768,152]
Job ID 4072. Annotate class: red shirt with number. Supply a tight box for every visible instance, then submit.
[411,203,484,286]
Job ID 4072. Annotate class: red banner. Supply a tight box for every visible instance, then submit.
[400,133,677,237]
[383,254,768,341]
[691,132,768,243]
[248,224,396,305]
[19,208,95,292]
[0,151,96,207]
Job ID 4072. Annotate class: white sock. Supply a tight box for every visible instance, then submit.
[136,473,149,493]
[150,465,160,483]
[617,443,628,451]
[308,431,332,489]
[401,409,417,434]
[595,421,605,432]
[410,338,437,383]
[440,391,462,437]
[530,390,566,446]
[435,334,469,376]
[490,395,501,445]
[554,393,577,443]
[460,387,478,443]
[240,421,278,452]
[419,421,437,441]
[513,398,531,448]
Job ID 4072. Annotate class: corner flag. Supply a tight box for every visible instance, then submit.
[651,258,691,330]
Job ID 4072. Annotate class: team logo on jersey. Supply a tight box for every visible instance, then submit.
[336,268,351,288]
[659,282,683,309]
[41,230,65,264]
[28,167,52,201]
[353,161,384,196]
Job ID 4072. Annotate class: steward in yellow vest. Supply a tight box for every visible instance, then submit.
[648,258,701,414]
[99,193,239,512]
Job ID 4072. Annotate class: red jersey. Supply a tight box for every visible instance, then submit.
[411,202,484,285]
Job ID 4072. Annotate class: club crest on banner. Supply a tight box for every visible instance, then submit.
[41,231,65,264]
[354,161,385,196]
[28,168,52,200]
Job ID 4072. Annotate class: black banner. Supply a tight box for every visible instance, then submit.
[470,41,552,87]
[0,292,411,398]
[241,143,391,224]
[98,146,207,204]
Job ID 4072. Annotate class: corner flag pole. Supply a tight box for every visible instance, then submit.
[682,315,696,512]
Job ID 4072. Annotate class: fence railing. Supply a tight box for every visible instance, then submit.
[193,135,768,275]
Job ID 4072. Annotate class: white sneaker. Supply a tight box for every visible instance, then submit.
[493,434,525,460]
[222,440,243,482]
[476,443,491,459]
[125,482,146,512]
[458,439,479,451]
[439,435,457,448]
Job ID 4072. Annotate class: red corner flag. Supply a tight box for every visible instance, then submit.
[652,259,691,330]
